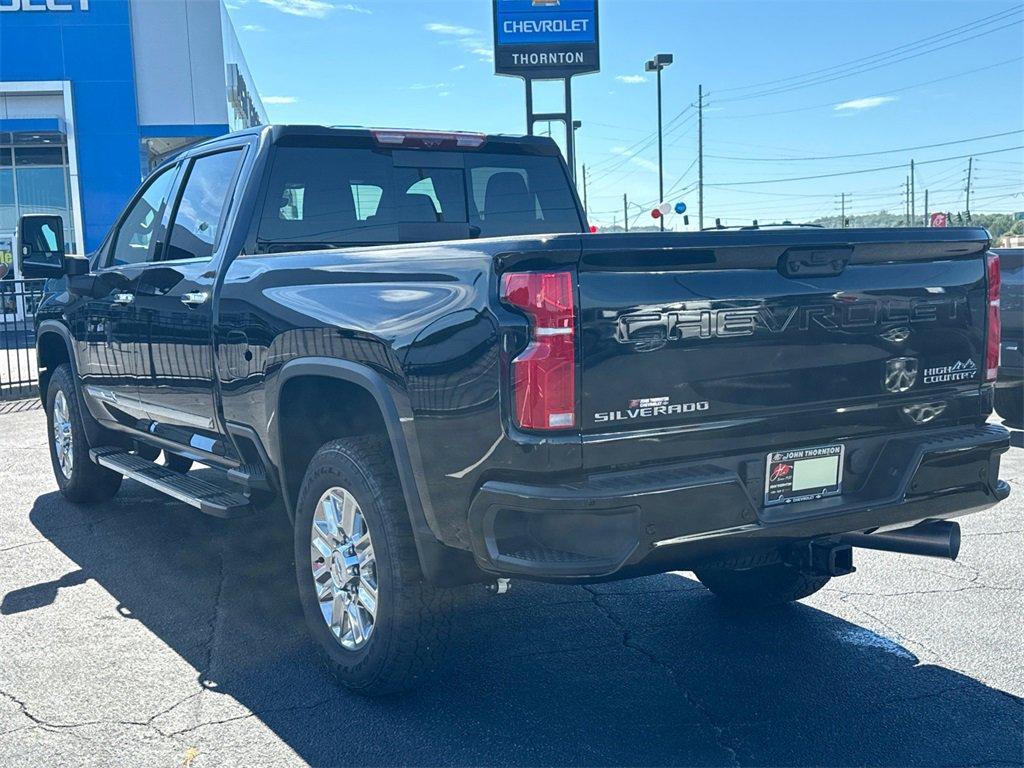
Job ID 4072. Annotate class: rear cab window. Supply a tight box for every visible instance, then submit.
[256,138,582,252]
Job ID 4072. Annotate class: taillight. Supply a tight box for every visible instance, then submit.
[985,252,1001,381]
[500,271,576,431]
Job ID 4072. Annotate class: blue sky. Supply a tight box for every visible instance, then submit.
[226,0,1024,229]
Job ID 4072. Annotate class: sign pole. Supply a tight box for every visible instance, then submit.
[494,0,599,187]
[524,78,534,135]
[564,76,576,183]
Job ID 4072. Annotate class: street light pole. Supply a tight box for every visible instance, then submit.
[572,120,582,188]
[646,53,673,231]
[656,66,663,231]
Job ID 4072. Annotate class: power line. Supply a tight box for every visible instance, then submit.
[585,104,693,173]
[704,129,1023,163]
[587,111,697,185]
[712,56,1023,120]
[710,145,1024,187]
[664,158,699,198]
[713,7,1022,101]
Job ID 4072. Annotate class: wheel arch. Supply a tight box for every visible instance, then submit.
[270,357,484,586]
[35,320,77,403]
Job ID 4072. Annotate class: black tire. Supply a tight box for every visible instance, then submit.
[163,452,193,473]
[45,364,122,504]
[293,436,452,695]
[695,559,829,608]
[134,442,160,462]
[995,385,1022,427]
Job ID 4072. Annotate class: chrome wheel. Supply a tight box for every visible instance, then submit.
[310,486,378,650]
[52,390,73,480]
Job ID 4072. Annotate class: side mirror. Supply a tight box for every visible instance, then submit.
[17,214,66,279]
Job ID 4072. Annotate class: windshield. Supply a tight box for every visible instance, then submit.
[256,146,583,251]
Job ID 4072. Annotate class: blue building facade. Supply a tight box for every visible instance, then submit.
[0,0,264,270]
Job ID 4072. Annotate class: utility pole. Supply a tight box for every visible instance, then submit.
[840,192,846,227]
[965,156,973,215]
[582,164,589,217]
[905,176,910,226]
[910,159,915,226]
[698,84,704,230]
[924,189,929,227]
[623,193,629,232]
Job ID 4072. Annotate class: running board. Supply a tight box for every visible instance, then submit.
[90,447,253,518]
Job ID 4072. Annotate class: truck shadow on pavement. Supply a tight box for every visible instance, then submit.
[12,482,1024,767]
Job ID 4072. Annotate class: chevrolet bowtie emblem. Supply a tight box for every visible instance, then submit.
[885,357,919,394]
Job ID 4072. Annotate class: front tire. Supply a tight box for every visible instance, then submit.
[293,436,451,695]
[45,364,122,503]
[695,558,829,608]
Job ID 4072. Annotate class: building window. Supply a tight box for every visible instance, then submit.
[0,132,76,258]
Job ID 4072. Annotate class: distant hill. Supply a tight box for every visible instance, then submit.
[592,211,1023,238]
[806,211,1024,239]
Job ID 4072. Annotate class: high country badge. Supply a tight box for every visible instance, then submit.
[923,359,978,384]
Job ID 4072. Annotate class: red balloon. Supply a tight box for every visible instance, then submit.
[651,208,662,219]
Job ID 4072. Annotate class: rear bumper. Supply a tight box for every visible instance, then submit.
[466,424,1011,579]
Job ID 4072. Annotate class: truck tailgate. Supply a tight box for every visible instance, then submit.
[578,230,991,470]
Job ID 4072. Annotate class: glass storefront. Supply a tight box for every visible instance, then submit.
[0,131,77,266]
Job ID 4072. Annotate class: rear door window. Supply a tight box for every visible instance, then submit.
[162,149,243,262]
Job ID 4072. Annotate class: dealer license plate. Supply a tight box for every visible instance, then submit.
[764,444,844,506]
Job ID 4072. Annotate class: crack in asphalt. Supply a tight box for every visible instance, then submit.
[0,687,160,743]
[0,682,211,748]
[165,697,335,738]
[579,585,742,767]
[192,544,229,715]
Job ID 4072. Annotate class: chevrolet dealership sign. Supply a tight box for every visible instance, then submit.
[493,0,600,79]
[0,0,89,9]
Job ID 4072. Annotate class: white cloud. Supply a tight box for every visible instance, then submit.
[258,0,370,17]
[615,75,647,84]
[425,22,479,36]
[464,43,494,62]
[241,23,265,31]
[450,64,466,72]
[834,95,897,112]
[439,92,450,98]
[610,146,659,173]
[263,96,298,104]
[409,83,450,90]
[424,22,493,63]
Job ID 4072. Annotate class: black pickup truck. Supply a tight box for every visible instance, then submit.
[18,125,1011,694]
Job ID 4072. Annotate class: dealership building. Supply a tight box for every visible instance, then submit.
[0,0,266,271]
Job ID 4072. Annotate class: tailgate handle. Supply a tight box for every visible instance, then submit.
[779,247,853,278]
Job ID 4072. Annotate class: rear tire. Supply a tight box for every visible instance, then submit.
[995,384,1022,427]
[293,436,452,695]
[695,558,829,608]
[45,364,122,504]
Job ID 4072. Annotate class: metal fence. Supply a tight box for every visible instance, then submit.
[1,278,45,401]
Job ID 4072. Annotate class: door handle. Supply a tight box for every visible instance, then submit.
[112,292,134,305]
[180,291,209,308]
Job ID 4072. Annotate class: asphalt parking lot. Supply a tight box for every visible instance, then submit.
[1,404,1022,768]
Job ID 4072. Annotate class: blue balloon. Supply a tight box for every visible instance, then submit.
[675,202,687,214]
